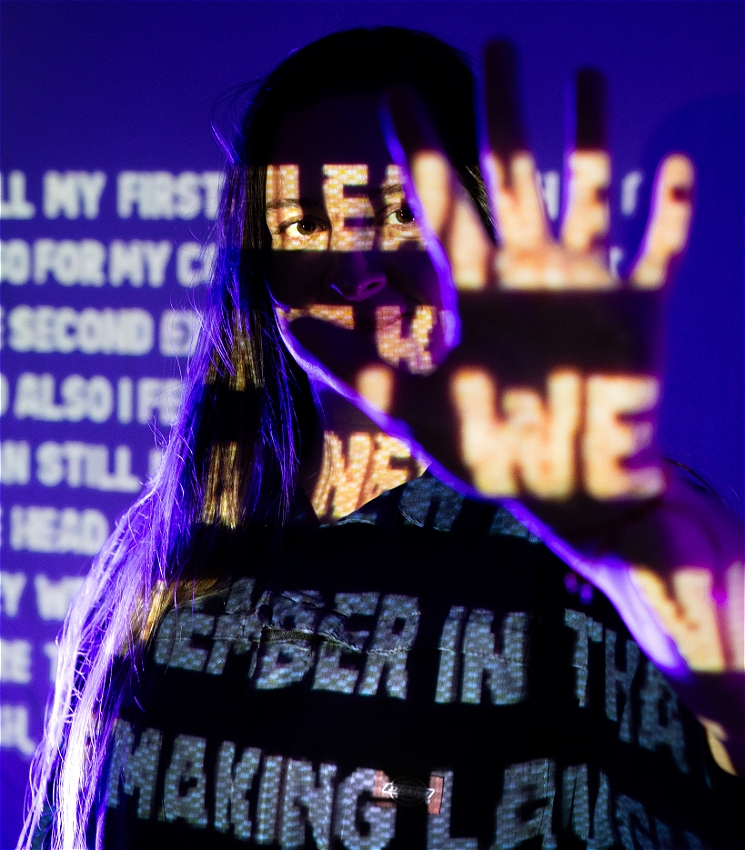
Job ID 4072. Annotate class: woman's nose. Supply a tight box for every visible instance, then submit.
[327,252,386,301]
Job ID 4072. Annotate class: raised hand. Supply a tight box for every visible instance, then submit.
[270,49,742,759]
[283,45,693,514]
[374,45,699,517]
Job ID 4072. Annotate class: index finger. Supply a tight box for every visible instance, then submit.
[560,68,612,255]
[483,40,550,250]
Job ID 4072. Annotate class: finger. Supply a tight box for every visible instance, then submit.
[630,154,695,289]
[483,40,527,160]
[574,67,607,151]
[384,85,492,291]
[561,69,611,254]
[483,40,550,251]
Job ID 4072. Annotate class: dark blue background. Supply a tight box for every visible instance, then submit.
[1,2,742,847]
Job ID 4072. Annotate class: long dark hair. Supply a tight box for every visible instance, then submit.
[21,27,489,849]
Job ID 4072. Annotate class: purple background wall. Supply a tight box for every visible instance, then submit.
[1,2,742,846]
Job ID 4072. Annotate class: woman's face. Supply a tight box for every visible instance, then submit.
[266,93,449,382]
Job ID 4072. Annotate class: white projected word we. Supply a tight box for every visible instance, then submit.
[33,574,85,620]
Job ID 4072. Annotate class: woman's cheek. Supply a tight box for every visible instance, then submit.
[378,249,443,309]
[267,252,336,309]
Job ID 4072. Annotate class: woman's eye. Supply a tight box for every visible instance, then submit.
[377,201,423,250]
[295,218,323,235]
[282,217,327,236]
[395,205,415,224]
[270,214,330,251]
[385,204,416,225]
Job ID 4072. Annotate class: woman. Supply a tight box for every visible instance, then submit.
[22,27,743,850]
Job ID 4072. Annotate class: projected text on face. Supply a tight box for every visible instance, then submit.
[266,164,423,252]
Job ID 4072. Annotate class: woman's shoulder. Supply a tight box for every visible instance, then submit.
[330,470,540,542]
